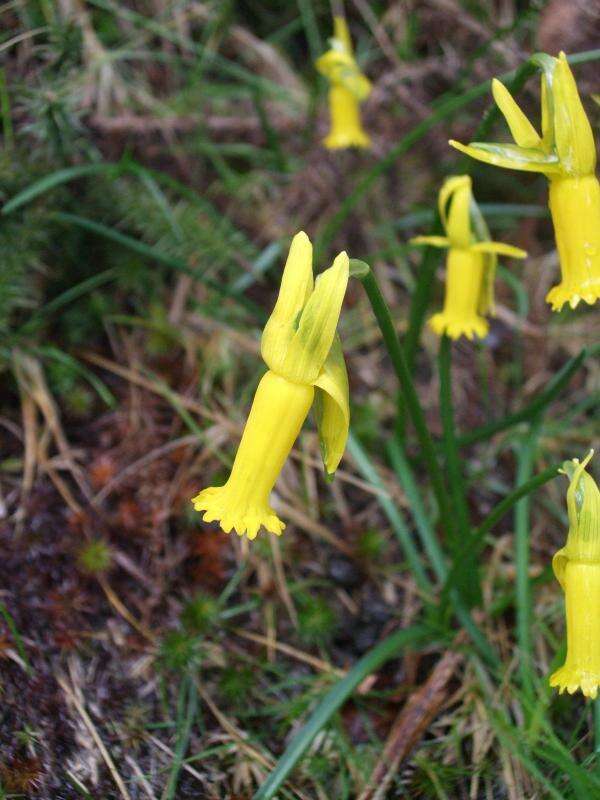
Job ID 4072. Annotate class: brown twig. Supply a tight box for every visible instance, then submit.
[357,649,463,800]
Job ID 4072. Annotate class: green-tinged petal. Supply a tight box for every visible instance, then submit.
[449,139,561,174]
[313,335,349,475]
[333,15,353,54]
[562,450,600,561]
[261,232,313,367]
[492,78,542,148]
[292,251,349,382]
[409,235,451,249]
[552,52,596,176]
[316,50,371,100]
[541,73,552,147]
[445,176,472,248]
[471,241,528,259]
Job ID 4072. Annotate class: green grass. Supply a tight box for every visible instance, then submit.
[1,2,600,798]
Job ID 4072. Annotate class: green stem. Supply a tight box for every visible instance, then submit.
[403,220,442,372]
[358,269,451,529]
[438,337,471,541]
[457,349,586,448]
[359,268,495,666]
[252,625,431,800]
[515,420,541,699]
[439,335,479,606]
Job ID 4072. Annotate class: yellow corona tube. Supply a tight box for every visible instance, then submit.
[315,16,371,149]
[550,451,600,698]
[450,53,600,311]
[410,175,526,341]
[192,232,350,540]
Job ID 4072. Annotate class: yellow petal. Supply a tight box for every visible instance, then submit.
[444,176,472,248]
[313,335,349,476]
[492,78,542,148]
[261,232,313,372]
[409,235,451,249]
[562,450,600,561]
[552,52,596,176]
[438,175,470,235]
[449,139,561,174]
[269,231,313,325]
[333,15,353,55]
[471,241,527,259]
[291,250,349,383]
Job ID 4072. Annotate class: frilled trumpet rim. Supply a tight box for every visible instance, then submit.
[549,665,600,699]
[324,129,371,149]
[545,278,600,311]
[429,311,489,341]
[191,371,314,540]
[192,486,284,540]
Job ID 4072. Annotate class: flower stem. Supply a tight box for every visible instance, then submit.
[438,335,480,606]
[358,268,452,530]
[358,267,496,667]
[595,698,600,766]
[515,419,541,699]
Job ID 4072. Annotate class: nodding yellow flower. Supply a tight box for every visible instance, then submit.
[315,16,371,150]
[410,175,526,341]
[192,232,350,540]
[550,451,600,699]
[450,52,600,311]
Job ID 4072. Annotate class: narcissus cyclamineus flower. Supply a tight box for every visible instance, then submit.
[450,52,600,311]
[315,16,371,149]
[550,451,600,699]
[410,175,526,340]
[192,233,350,540]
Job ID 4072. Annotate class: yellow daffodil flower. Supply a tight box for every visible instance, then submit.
[315,16,371,149]
[450,52,600,311]
[550,451,600,699]
[192,232,350,540]
[410,175,526,340]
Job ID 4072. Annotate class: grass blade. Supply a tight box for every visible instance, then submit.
[252,624,431,800]
[347,432,431,592]
[457,349,586,447]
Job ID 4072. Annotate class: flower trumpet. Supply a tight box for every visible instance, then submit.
[410,175,526,341]
[450,53,600,311]
[315,16,371,149]
[192,233,350,540]
[550,451,600,699]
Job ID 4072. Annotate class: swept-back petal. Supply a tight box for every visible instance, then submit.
[409,235,451,249]
[313,336,349,475]
[449,140,561,174]
[553,52,596,176]
[492,78,542,148]
[471,241,527,259]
